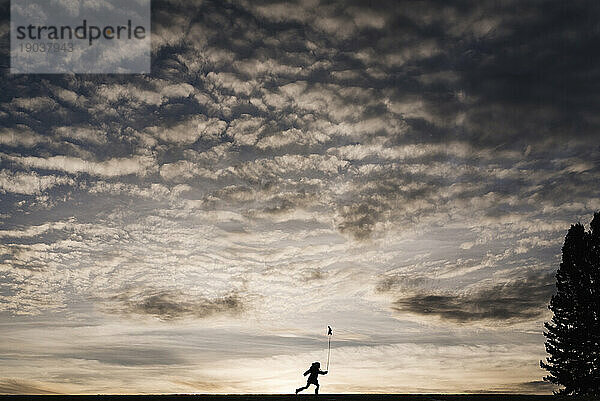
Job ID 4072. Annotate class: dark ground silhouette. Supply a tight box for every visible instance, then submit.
[0,395,585,401]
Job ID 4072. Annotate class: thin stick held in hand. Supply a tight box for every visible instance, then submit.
[326,325,332,371]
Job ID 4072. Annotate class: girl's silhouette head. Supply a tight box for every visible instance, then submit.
[312,362,320,368]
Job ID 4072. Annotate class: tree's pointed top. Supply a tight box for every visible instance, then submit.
[590,211,600,237]
[567,222,586,235]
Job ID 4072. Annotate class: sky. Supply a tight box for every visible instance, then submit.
[1,0,600,395]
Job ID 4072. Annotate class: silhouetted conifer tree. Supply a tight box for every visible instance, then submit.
[541,212,600,395]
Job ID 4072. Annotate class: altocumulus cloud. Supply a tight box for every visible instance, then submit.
[0,0,597,327]
[0,0,599,394]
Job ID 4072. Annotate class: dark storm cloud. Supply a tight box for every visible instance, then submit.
[453,1,600,144]
[383,270,555,323]
[107,289,245,320]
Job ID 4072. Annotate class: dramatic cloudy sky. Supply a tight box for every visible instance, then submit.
[1,0,600,395]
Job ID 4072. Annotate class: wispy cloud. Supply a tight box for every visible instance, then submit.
[386,271,555,323]
[0,379,63,395]
[106,289,245,321]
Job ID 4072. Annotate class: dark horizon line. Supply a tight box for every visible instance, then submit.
[0,393,561,399]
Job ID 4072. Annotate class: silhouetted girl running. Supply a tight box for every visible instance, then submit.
[295,361,328,394]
